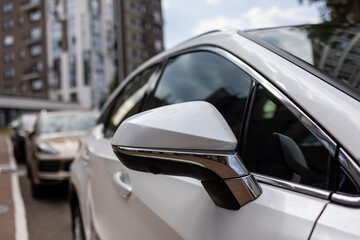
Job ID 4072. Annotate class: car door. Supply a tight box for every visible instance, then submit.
[84,65,183,240]
[112,49,335,239]
[88,48,335,239]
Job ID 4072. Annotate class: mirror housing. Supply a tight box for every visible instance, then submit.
[111,101,261,210]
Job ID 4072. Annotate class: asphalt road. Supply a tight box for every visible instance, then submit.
[18,164,72,240]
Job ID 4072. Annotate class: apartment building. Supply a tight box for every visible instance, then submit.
[115,0,164,80]
[0,0,48,98]
[47,0,116,109]
[1,0,164,110]
[312,27,360,90]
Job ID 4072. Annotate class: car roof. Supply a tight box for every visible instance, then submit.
[108,27,360,162]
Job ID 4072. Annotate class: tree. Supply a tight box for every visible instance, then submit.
[299,0,360,23]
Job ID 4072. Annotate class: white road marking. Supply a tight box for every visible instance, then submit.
[7,137,29,240]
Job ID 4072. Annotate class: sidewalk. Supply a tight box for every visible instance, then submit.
[0,133,16,239]
[0,133,28,240]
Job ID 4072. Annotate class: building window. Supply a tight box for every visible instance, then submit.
[4,67,15,80]
[2,19,14,31]
[31,79,43,92]
[52,21,62,55]
[83,52,91,85]
[69,55,76,87]
[49,74,60,89]
[4,86,15,94]
[94,53,104,87]
[154,39,162,51]
[3,52,15,64]
[20,83,27,93]
[153,11,161,23]
[30,61,43,73]
[89,0,100,16]
[29,10,41,22]
[30,27,42,40]
[2,2,13,14]
[30,44,42,57]
[18,15,24,26]
[19,48,26,59]
[70,93,77,102]
[66,0,75,16]
[3,35,14,47]
[91,18,101,50]
[67,17,76,51]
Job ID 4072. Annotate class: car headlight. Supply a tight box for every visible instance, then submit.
[36,142,58,155]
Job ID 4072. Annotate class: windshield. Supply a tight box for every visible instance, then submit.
[20,114,37,131]
[39,113,97,134]
[246,24,360,93]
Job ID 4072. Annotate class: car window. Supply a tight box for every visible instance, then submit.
[338,168,359,195]
[149,51,253,136]
[39,113,97,134]
[104,66,157,138]
[244,86,333,190]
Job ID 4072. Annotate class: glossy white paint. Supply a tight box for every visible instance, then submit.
[124,172,328,239]
[112,101,237,151]
[311,203,360,240]
[74,129,329,239]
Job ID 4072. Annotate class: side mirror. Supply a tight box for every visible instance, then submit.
[111,101,262,210]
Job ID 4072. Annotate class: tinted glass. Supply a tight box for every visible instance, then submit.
[39,113,97,134]
[247,25,360,92]
[150,51,252,136]
[104,66,156,138]
[245,86,332,190]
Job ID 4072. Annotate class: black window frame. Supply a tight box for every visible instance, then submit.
[96,63,163,138]
[144,49,255,139]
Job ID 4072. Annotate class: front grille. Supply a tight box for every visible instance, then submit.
[64,161,72,171]
[38,161,60,172]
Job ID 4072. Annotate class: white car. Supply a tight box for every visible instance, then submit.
[70,24,360,240]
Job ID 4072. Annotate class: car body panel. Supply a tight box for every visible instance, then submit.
[311,203,360,240]
[73,123,329,240]
[80,128,182,240]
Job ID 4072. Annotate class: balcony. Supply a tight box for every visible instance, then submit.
[22,62,43,80]
[20,0,40,11]
[23,36,41,46]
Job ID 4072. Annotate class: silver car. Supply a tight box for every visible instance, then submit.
[70,24,360,240]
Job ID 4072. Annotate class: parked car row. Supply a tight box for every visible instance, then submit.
[9,110,97,197]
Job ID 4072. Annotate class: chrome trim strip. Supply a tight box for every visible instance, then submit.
[253,173,331,200]
[331,148,360,207]
[241,175,262,197]
[115,146,262,208]
[163,46,337,157]
[116,146,249,179]
[331,193,360,207]
[338,148,360,187]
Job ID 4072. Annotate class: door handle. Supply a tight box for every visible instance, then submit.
[113,170,132,199]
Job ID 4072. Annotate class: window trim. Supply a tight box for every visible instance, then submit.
[152,45,341,200]
[331,148,360,206]
[97,64,162,138]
